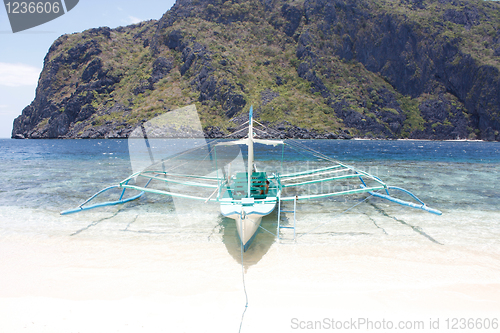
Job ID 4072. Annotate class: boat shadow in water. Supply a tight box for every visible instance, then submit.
[220,214,277,270]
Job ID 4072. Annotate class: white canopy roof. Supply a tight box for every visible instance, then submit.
[216,138,284,146]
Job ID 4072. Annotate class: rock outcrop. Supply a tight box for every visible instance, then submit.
[12,0,500,141]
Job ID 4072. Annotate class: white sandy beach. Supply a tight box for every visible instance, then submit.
[1,206,499,333]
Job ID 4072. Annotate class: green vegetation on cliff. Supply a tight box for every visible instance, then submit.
[12,0,500,141]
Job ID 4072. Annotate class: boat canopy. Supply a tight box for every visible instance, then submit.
[216,138,284,146]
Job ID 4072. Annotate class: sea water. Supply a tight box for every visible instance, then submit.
[1,139,499,332]
[1,138,499,248]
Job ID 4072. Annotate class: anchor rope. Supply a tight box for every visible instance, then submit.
[238,228,249,333]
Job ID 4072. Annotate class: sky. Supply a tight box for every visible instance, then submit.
[0,0,176,138]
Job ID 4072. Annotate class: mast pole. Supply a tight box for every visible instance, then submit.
[247,106,254,198]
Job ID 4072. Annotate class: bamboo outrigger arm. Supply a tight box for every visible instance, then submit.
[361,185,442,215]
[60,184,145,215]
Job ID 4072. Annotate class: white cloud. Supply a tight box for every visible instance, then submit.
[128,16,142,24]
[0,63,40,87]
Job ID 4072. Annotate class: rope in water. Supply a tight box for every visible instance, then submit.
[236,194,377,333]
[238,233,249,332]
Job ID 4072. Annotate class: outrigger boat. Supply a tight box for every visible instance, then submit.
[62,105,441,251]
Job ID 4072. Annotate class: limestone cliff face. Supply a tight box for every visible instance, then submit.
[12,0,500,141]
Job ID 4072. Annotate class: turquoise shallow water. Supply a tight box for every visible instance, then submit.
[2,138,498,207]
[0,138,499,251]
[1,138,499,333]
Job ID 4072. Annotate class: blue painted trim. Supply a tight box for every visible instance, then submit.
[358,175,367,187]
[221,201,277,218]
[221,210,273,217]
[61,182,149,215]
[242,228,259,252]
[61,191,144,215]
[387,186,425,205]
[362,185,442,215]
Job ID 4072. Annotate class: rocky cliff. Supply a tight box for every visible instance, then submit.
[12,0,500,141]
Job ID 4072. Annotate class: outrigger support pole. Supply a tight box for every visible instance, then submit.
[60,178,151,215]
[362,185,442,215]
[60,185,144,215]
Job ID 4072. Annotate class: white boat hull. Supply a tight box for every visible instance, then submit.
[220,200,276,251]
[235,214,263,250]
